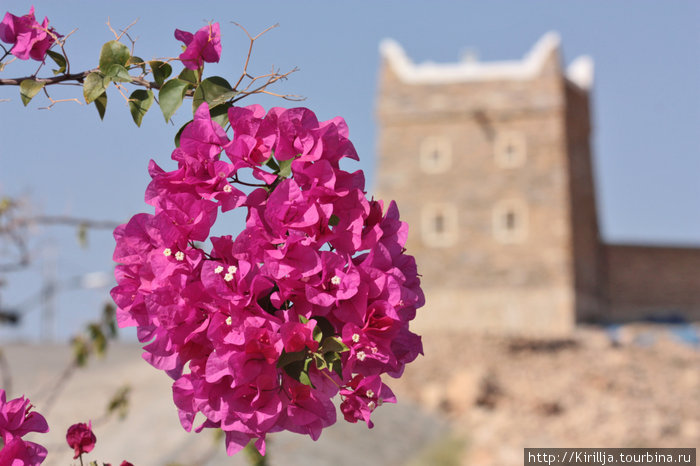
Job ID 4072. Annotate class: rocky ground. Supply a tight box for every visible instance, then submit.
[2,323,698,465]
[393,324,700,466]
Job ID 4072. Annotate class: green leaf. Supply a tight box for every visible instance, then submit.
[83,72,110,104]
[324,350,341,365]
[320,336,349,354]
[278,158,293,178]
[46,50,66,75]
[102,303,117,338]
[311,316,336,342]
[178,67,199,84]
[312,324,323,343]
[127,55,146,73]
[104,63,132,83]
[71,336,90,367]
[281,355,315,387]
[159,78,190,122]
[328,214,340,227]
[209,102,231,128]
[107,385,131,420]
[299,359,315,387]
[150,60,172,87]
[313,353,327,370]
[19,79,44,106]
[99,40,131,71]
[87,323,107,356]
[128,89,154,127]
[329,358,343,378]
[94,92,108,120]
[192,76,233,112]
[276,349,307,369]
[299,371,313,387]
[320,350,344,378]
[174,119,192,147]
[210,90,238,108]
[265,157,280,172]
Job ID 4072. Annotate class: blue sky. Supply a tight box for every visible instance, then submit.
[1,1,698,341]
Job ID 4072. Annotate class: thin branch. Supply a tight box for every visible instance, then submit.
[117,19,139,42]
[124,31,138,56]
[38,87,82,110]
[231,178,268,188]
[231,22,279,91]
[15,215,121,230]
[31,57,44,78]
[106,18,118,40]
[0,349,13,397]
[261,89,304,101]
[233,67,299,102]
[112,82,132,105]
[38,97,82,110]
[0,69,95,86]
[53,28,78,74]
[38,360,76,415]
[0,56,17,68]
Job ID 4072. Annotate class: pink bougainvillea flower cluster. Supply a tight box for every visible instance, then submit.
[174,22,221,70]
[0,389,49,466]
[0,6,60,61]
[112,102,424,456]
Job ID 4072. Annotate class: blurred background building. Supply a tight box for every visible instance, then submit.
[376,33,700,336]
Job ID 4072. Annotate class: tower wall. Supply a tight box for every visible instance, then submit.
[375,35,700,332]
[376,38,579,336]
[563,82,605,322]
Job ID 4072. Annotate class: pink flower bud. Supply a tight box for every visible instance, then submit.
[65,421,96,459]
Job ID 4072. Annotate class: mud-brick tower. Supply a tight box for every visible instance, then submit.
[375,33,602,335]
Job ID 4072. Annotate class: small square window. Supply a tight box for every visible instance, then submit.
[422,203,458,247]
[419,137,452,174]
[495,132,526,168]
[492,200,528,243]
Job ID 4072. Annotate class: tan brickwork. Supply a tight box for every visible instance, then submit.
[605,244,700,321]
[375,34,699,334]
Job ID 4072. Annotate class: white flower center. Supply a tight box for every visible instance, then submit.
[225,316,232,325]
[351,333,360,343]
[356,351,366,361]
[163,248,172,257]
[224,273,234,282]
[365,389,375,399]
[368,401,376,410]
[175,251,185,261]
[330,275,341,285]
[214,265,224,274]
[223,185,233,193]
[228,265,237,274]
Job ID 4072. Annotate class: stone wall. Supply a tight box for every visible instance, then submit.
[374,35,700,334]
[604,244,700,322]
[563,81,605,322]
[375,43,577,335]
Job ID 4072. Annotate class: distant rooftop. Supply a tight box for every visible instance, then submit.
[380,32,593,90]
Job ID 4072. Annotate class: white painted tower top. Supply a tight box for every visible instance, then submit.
[379,32,593,90]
